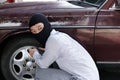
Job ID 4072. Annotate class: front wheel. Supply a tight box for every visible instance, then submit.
[1,36,40,80]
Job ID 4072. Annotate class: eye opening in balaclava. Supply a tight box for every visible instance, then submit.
[29,13,52,48]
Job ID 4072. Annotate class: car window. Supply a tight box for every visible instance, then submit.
[67,0,106,8]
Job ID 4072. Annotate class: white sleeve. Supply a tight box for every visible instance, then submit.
[33,36,60,68]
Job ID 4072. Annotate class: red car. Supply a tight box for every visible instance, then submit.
[0,0,120,80]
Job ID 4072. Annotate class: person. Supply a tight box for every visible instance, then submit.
[28,13,100,80]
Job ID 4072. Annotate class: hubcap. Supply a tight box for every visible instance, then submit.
[10,46,38,80]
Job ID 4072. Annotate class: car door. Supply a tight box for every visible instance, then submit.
[95,0,120,63]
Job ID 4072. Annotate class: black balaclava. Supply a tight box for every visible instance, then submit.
[29,14,52,48]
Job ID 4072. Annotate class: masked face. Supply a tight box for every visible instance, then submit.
[29,13,52,48]
[30,22,44,34]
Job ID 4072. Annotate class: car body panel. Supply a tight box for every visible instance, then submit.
[0,1,97,26]
[0,2,98,57]
[95,29,120,61]
[0,0,117,61]
[95,3,120,61]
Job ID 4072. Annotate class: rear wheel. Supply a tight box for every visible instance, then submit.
[1,36,40,80]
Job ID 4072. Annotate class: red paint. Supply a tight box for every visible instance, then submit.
[0,0,120,62]
[7,0,15,3]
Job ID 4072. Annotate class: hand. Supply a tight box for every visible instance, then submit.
[28,48,37,57]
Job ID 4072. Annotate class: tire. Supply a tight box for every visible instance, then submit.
[1,36,40,80]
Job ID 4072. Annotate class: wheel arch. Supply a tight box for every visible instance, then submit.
[0,31,34,57]
[0,31,36,79]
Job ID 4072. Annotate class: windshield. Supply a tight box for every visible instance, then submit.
[67,0,106,8]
